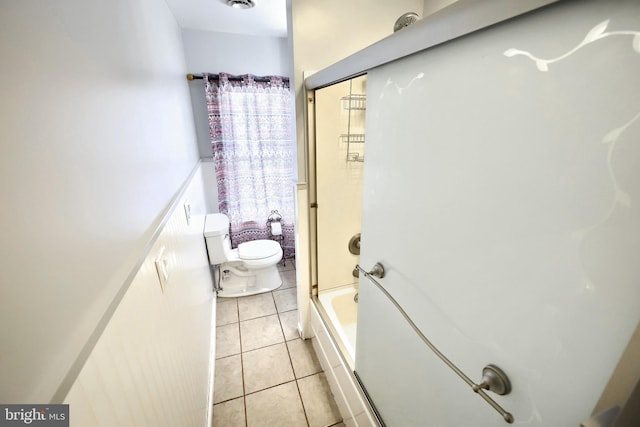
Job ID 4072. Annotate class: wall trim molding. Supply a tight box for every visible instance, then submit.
[51,159,205,403]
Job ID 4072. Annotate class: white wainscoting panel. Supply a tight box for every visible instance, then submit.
[64,164,215,426]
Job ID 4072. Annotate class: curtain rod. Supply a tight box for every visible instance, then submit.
[186,73,289,83]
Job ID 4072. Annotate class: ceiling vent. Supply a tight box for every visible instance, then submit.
[226,0,255,9]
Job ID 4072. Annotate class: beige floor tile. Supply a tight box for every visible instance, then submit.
[277,259,296,272]
[298,373,342,427]
[216,299,238,326]
[278,310,299,341]
[245,381,307,427]
[287,339,322,379]
[213,355,244,404]
[243,343,295,394]
[273,288,297,313]
[279,269,297,289]
[216,323,241,359]
[240,314,284,351]
[213,397,245,427]
[238,293,277,321]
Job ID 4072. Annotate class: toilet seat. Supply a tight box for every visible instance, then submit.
[238,240,281,260]
[238,240,283,269]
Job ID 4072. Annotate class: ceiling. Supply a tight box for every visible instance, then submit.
[164,0,288,37]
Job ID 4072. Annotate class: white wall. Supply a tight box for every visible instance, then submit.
[423,0,458,17]
[181,29,290,158]
[64,164,214,426]
[0,0,201,403]
[290,0,424,183]
[200,160,219,214]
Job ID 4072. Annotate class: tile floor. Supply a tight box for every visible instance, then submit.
[213,261,344,427]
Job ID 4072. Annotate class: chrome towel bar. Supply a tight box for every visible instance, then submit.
[355,263,514,424]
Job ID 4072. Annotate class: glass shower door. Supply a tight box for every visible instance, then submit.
[313,75,367,367]
[355,1,640,426]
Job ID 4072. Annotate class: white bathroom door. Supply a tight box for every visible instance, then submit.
[355,1,640,426]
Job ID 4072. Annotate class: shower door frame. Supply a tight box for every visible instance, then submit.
[305,76,384,427]
[307,74,368,333]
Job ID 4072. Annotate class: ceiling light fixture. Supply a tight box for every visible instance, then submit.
[226,0,255,9]
[393,12,420,32]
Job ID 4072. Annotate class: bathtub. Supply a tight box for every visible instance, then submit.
[311,288,379,426]
[317,285,358,367]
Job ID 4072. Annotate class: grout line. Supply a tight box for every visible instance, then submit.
[235,298,249,427]
[243,395,248,427]
[295,378,311,427]
[240,354,248,425]
[242,340,287,357]
[215,352,242,362]
[284,340,296,379]
[242,378,298,398]
[284,339,311,427]
[277,305,288,347]
[239,311,280,323]
[212,394,244,406]
[280,307,308,424]
[270,290,279,315]
[293,370,324,382]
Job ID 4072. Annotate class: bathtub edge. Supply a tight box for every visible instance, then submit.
[309,300,380,427]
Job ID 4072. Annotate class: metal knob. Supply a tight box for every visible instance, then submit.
[357,262,385,278]
[473,365,512,396]
[348,233,361,255]
[473,365,513,423]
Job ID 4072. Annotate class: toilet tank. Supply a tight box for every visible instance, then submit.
[204,213,230,265]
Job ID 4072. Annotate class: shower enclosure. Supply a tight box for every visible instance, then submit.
[306,1,640,426]
[311,75,367,368]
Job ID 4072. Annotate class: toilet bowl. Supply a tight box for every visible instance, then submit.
[204,213,283,297]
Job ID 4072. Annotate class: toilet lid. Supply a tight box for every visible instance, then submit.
[238,240,281,260]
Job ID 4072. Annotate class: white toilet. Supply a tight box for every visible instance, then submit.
[204,213,283,297]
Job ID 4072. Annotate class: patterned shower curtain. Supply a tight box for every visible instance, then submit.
[205,72,296,259]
